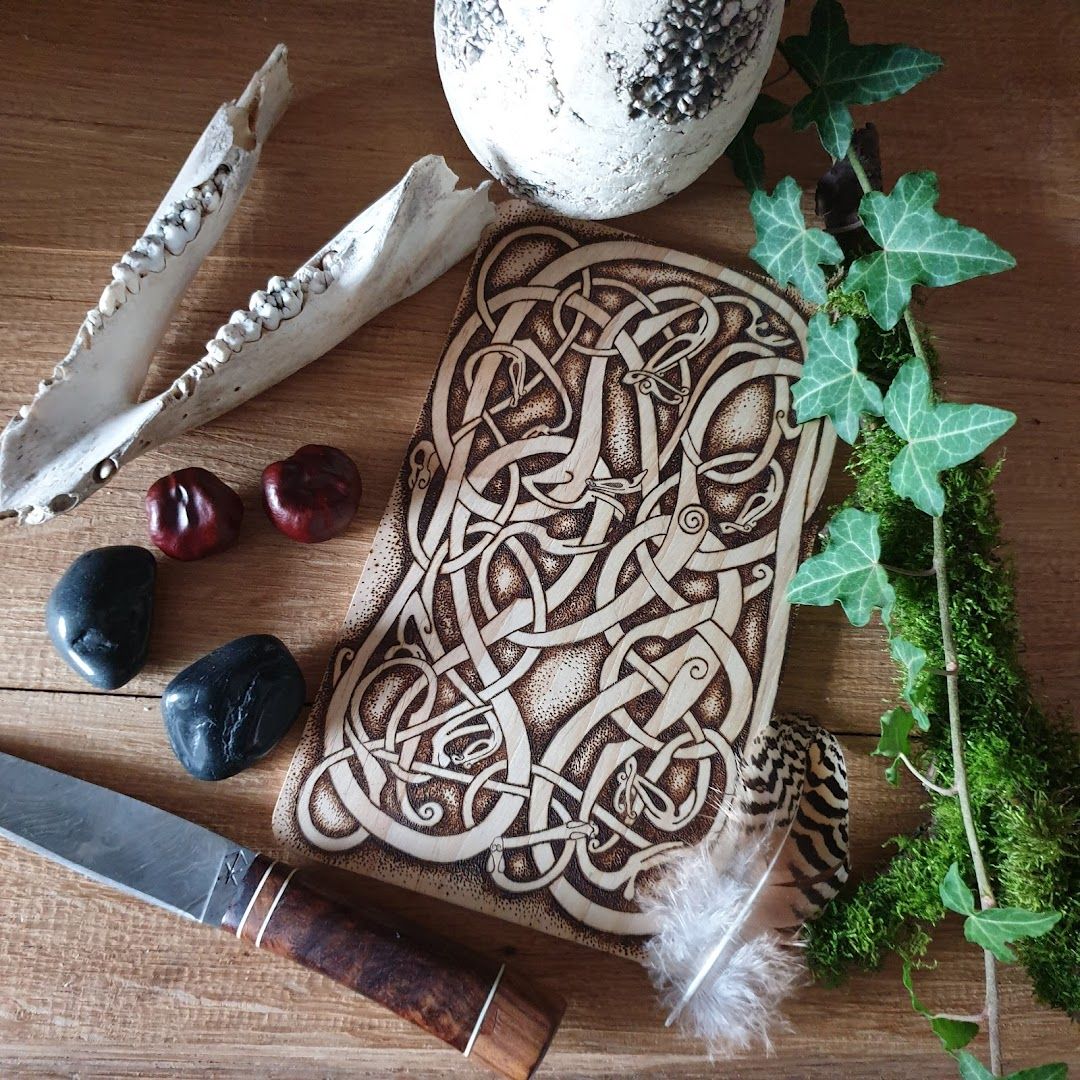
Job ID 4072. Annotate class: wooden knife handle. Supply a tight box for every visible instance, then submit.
[221,856,564,1079]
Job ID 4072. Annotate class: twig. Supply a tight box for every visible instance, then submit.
[934,513,1002,1075]
[897,752,958,797]
[846,143,1003,1076]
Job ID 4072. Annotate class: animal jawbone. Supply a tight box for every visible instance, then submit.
[0,46,495,524]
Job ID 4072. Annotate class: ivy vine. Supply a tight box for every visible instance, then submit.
[729,2,1078,1076]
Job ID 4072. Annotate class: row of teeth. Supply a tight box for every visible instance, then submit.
[90,160,235,324]
[203,254,340,364]
[166,252,340,401]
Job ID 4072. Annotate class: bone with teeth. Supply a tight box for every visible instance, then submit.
[0,45,495,524]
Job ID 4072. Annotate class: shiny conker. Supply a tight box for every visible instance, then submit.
[145,467,244,561]
[261,444,362,543]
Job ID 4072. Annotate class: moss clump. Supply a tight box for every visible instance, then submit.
[802,303,1080,1014]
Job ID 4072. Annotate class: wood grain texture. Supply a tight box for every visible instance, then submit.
[221,854,564,1079]
[0,0,1076,1076]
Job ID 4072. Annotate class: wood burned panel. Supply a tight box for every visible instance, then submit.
[275,205,835,955]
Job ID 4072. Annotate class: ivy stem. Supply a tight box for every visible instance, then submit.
[904,307,929,364]
[762,60,794,90]
[933,512,1001,1074]
[845,144,874,194]
[846,142,1002,1075]
[932,515,992,903]
[883,562,938,578]
[897,752,957,797]
[936,1011,985,1025]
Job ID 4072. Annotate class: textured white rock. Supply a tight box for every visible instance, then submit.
[435,0,783,219]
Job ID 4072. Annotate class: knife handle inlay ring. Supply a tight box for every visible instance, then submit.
[254,866,298,948]
[234,859,278,939]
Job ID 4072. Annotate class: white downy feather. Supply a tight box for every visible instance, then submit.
[640,715,849,1059]
[641,830,807,1057]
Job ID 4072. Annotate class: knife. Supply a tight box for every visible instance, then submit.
[0,750,564,1079]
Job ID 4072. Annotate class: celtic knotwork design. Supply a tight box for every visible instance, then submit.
[282,210,835,952]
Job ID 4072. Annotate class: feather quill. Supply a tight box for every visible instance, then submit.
[640,715,849,1058]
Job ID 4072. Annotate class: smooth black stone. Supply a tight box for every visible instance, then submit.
[162,634,305,781]
[46,546,156,690]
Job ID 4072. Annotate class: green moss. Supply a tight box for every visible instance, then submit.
[802,302,1080,1014]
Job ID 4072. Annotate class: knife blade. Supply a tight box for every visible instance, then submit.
[0,751,563,1080]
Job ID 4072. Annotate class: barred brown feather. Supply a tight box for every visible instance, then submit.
[640,714,850,1058]
[735,713,850,927]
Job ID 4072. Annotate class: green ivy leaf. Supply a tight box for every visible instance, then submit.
[890,635,931,730]
[793,314,883,443]
[1004,1066,1069,1080]
[955,1053,1070,1080]
[940,862,976,916]
[780,0,942,159]
[964,906,1063,964]
[902,963,978,1052]
[787,507,894,626]
[844,171,1017,329]
[725,94,790,192]
[931,1017,979,1053]
[749,177,843,304]
[883,358,1016,516]
[955,1054,995,1080]
[874,707,915,786]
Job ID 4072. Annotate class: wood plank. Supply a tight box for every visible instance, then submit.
[0,351,1074,730]
[0,0,1076,1075]
[0,690,926,878]
[2,689,1063,1079]
[0,692,1072,1076]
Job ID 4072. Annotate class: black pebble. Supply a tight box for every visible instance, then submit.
[46,546,156,690]
[162,634,305,781]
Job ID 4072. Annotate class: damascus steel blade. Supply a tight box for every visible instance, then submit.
[0,751,256,924]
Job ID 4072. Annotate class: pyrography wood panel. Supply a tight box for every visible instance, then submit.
[275,205,836,953]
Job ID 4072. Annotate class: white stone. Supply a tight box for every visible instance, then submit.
[435,0,783,219]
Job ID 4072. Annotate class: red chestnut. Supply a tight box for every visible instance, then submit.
[145,467,244,561]
[261,444,362,543]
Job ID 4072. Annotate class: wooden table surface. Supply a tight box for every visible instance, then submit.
[0,2,1076,1076]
